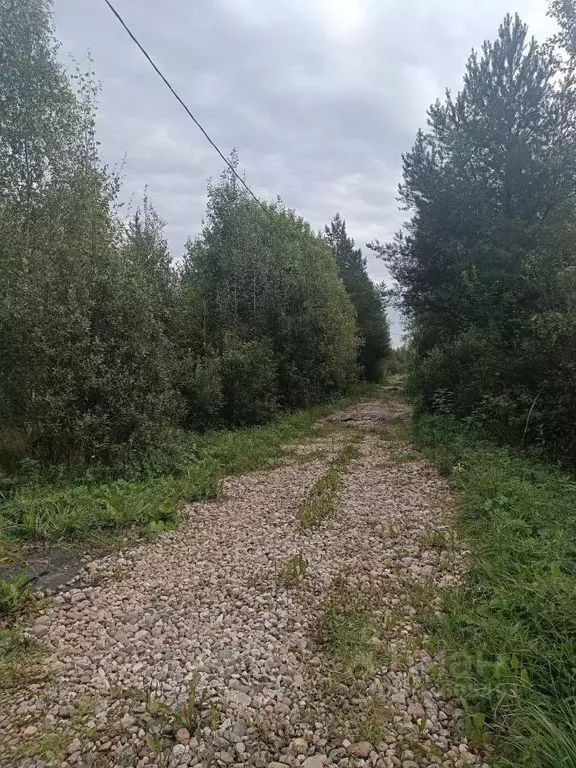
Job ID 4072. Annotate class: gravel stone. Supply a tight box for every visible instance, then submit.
[407,702,426,719]
[291,738,308,755]
[302,759,325,768]
[349,742,372,758]
[176,728,191,744]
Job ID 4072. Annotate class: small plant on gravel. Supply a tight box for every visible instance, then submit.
[174,672,209,735]
[298,439,361,528]
[277,553,308,588]
[298,469,341,529]
[71,695,98,726]
[315,589,388,678]
[354,688,396,743]
[333,441,361,467]
[0,628,47,690]
[144,730,171,767]
[148,519,178,533]
[388,449,420,465]
[421,527,455,551]
[402,579,439,624]
[18,732,73,761]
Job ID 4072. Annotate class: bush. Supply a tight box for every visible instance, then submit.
[181,354,224,431]
[220,338,279,426]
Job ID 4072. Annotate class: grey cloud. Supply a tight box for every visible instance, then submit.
[54,0,553,343]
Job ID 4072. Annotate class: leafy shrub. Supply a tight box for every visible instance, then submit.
[0,576,32,617]
[220,338,279,426]
[181,354,224,431]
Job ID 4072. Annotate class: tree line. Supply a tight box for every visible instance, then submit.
[0,0,390,471]
[376,3,576,465]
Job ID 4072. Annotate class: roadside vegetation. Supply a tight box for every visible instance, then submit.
[375,3,576,468]
[0,0,390,480]
[0,0,390,587]
[415,414,576,766]
[0,391,377,547]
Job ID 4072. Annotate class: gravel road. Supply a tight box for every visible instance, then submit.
[0,401,488,768]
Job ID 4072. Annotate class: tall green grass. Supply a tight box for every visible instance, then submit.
[414,414,576,766]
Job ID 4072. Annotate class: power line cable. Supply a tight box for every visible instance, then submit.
[102,0,270,216]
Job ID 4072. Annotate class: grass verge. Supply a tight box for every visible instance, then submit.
[414,413,576,767]
[0,387,378,545]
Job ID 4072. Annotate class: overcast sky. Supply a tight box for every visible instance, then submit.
[53,0,554,343]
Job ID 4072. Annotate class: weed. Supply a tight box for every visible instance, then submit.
[0,574,32,617]
[421,527,455,551]
[146,732,170,766]
[402,579,441,624]
[71,695,98,725]
[19,732,73,760]
[298,470,340,529]
[508,698,576,767]
[332,442,361,468]
[315,592,388,678]
[297,438,361,530]
[277,553,308,588]
[0,628,47,690]
[174,673,208,735]
[387,450,420,465]
[354,688,396,743]
[148,519,177,533]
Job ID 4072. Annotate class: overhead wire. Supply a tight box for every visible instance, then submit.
[102,0,271,218]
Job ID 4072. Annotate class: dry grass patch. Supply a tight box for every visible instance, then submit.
[277,553,308,588]
[298,470,340,529]
[298,440,361,529]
